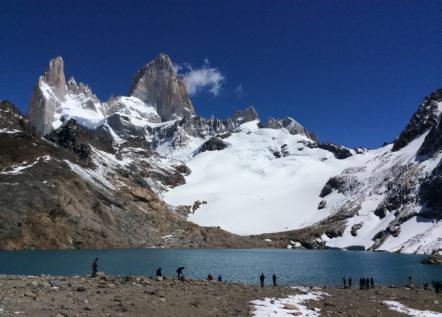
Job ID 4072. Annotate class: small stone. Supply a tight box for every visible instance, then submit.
[76,286,86,292]
[283,304,298,310]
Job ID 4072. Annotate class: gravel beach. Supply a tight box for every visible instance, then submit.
[0,275,440,316]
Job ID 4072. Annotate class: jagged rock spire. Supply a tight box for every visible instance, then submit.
[128,53,195,121]
[28,56,67,135]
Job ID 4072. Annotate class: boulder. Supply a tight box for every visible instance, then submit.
[197,137,227,153]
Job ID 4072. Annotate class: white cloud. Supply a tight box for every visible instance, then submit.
[235,84,244,98]
[181,59,225,97]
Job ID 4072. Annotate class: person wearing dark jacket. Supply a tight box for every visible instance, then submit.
[370,277,374,289]
[343,277,347,289]
[272,274,277,287]
[259,273,265,287]
[177,267,185,280]
[156,267,162,277]
[91,258,98,277]
[348,277,352,289]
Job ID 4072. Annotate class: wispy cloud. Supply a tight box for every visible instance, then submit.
[181,59,225,97]
[235,84,244,98]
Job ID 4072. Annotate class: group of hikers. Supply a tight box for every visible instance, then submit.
[90,259,441,292]
[359,277,375,289]
[91,258,279,286]
[342,277,374,289]
[259,273,278,287]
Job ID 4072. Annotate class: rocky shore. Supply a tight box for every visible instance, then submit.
[0,275,441,316]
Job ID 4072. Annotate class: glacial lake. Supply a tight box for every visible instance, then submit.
[0,249,441,286]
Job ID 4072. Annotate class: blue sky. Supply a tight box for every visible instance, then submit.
[1,0,441,148]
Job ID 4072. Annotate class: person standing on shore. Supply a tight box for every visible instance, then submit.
[365,277,370,289]
[343,277,347,289]
[91,258,98,277]
[259,273,265,287]
[156,267,162,277]
[177,267,185,280]
[272,274,277,287]
[348,277,352,289]
[217,275,223,282]
[207,273,214,281]
[370,277,374,289]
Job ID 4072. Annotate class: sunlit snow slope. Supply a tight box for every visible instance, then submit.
[163,121,368,235]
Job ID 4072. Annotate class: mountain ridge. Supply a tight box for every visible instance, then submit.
[1,53,441,254]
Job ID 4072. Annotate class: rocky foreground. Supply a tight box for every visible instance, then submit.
[0,275,440,316]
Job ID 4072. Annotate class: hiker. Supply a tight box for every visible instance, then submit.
[365,277,370,289]
[177,267,185,280]
[259,273,265,287]
[207,273,214,281]
[91,258,98,277]
[359,277,364,290]
[370,277,374,289]
[217,275,223,282]
[343,277,347,289]
[156,267,162,277]
[272,274,277,287]
[433,280,441,293]
[408,275,413,286]
[348,277,352,289]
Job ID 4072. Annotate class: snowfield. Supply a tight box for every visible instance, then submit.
[163,120,442,253]
[163,121,367,234]
[383,301,442,317]
[250,287,327,317]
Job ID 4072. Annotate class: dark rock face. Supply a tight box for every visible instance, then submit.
[351,223,363,236]
[198,137,227,153]
[47,119,92,160]
[374,206,388,219]
[393,89,442,152]
[319,173,361,198]
[419,160,442,216]
[418,112,442,157]
[376,163,420,215]
[0,101,36,135]
[318,143,352,159]
[318,200,326,209]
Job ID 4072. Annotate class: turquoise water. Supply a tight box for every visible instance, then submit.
[0,249,441,286]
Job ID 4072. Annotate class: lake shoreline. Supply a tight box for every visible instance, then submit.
[0,274,441,316]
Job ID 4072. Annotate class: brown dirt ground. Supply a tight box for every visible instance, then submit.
[0,275,440,316]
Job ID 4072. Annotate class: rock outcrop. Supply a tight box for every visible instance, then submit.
[128,53,195,121]
[231,106,259,125]
[392,89,442,152]
[262,117,314,139]
[318,143,353,159]
[197,137,228,153]
[28,57,66,135]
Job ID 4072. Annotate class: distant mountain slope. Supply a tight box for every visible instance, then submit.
[0,100,263,250]
[162,89,442,254]
[1,53,440,254]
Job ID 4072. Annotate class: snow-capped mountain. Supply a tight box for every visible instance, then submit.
[163,88,442,254]
[2,53,441,254]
